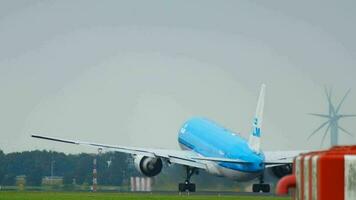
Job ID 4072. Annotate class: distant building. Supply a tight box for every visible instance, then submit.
[42,176,63,186]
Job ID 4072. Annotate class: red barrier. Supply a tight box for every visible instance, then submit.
[276,174,296,195]
[276,145,356,200]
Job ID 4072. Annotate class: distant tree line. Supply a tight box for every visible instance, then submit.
[0,149,246,190]
[0,149,138,186]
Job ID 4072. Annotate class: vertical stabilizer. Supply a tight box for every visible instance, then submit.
[248,84,266,153]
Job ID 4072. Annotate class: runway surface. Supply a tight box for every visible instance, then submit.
[124,191,286,197]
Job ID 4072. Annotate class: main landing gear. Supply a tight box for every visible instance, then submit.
[252,174,270,193]
[178,167,198,192]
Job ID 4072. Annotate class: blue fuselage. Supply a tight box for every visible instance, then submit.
[178,117,265,173]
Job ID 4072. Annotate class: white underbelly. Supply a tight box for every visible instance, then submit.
[218,165,261,181]
[178,143,261,181]
[206,161,261,181]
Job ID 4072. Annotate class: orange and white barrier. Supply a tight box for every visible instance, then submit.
[276,146,356,200]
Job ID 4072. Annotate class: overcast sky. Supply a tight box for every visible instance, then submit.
[0,0,356,153]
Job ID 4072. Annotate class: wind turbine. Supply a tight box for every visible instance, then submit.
[308,88,356,147]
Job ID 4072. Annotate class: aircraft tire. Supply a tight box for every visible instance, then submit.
[188,183,196,192]
[262,184,270,193]
[178,183,196,192]
[178,183,185,192]
[252,184,260,193]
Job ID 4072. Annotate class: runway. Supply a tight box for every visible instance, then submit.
[123,191,285,197]
[0,191,291,200]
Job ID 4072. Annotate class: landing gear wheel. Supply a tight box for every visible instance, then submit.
[179,183,185,192]
[189,183,196,192]
[252,174,270,193]
[252,184,260,193]
[261,184,270,193]
[178,182,196,192]
[252,183,270,193]
[178,167,197,192]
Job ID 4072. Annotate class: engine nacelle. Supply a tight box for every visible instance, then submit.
[134,155,163,177]
[271,164,293,178]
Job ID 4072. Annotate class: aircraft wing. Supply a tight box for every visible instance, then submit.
[31,134,251,170]
[263,150,306,166]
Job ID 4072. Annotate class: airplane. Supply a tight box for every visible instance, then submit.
[32,84,302,193]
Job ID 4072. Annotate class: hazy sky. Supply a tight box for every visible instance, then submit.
[1,0,356,153]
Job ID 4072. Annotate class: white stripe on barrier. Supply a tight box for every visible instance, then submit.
[311,155,319,200]
[345,155,356,200]
[303,156,311,200]
[296,156,302,200]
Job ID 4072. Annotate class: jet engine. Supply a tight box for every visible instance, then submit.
[134,155,163,177]
[271,164,293,178]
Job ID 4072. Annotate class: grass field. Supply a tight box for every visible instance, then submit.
[0,192,290,200]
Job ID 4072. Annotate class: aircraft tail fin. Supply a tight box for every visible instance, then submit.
[248,84,266,153]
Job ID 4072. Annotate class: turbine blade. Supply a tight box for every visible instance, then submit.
[336,89,351,113]
[320,125,330,148]
[338,126,353,137]
[324,86,330,102]
[308,120,329,139]
[308,113,330,118]
[339,114,356,118]
[324,86,336,115]
[324,86,330,96]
